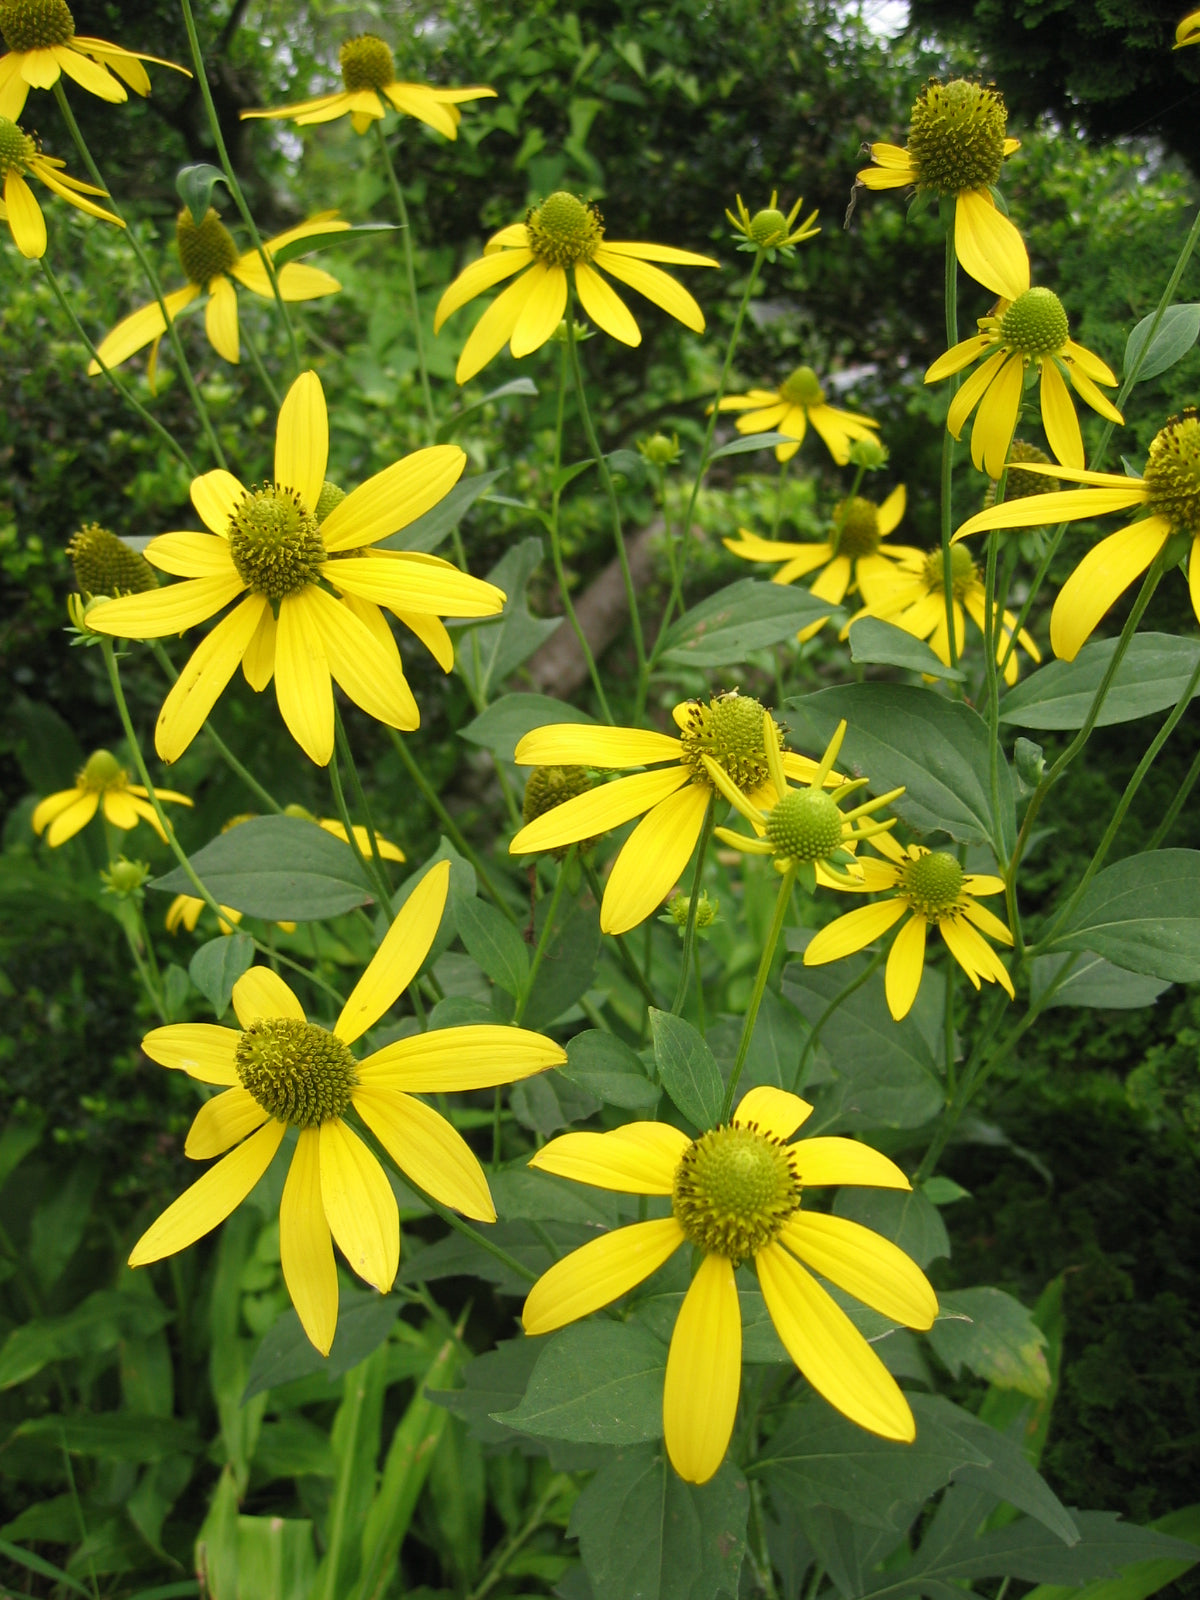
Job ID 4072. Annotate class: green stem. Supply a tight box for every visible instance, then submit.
[333,706,394,908]
[1146,743,1200,851]
[374,120,435,435]
[670,798,715,1015]
[792,946,886,1092]
[940,225,960,671]
[513,848,574,1025]
[328,738,392,911]
[38,256,196,475]
[239,312,282,408]
[149,642,283,812]
[720,865,795,1120]
[178,0,303,375]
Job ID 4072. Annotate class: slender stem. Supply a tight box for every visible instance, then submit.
[178,0,302,375]
[513,848,574,1025]
[792,945,886,1092]
[53,82,227,469]
[334,705,394,907]
[373,120,435,434]
[405,1171,538,1284]
[1146,744,1200,851]
[940,226,960,670]
[670,799,715,1014]
[329,739,392,910]
[38,257,197,474]
[149,642,282,811]
[720,865,796,1120]
[240,312,282,408]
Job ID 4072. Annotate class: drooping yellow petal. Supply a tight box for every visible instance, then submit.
[1063,338,1119,389]
[353,1086,495,1221]
[43,791,98,845]
[941,914,1015,997]
[809,554,852,605]
[597,240,719,268]
[955,188,1029,302]
[1039,358,1083,470]
[514,723,681,768]
[511,767,688,855]
[521,1217,685,1335]
[129,1119,285,1266]
[280,1127,338,1355]
[593,250,705,331]
[925,333,994,384]
[100,789,140,831]
[803,897,907,965]
[953,478,1149,542]
[574,260,640,344]
[53,42,124,100]
[18,47,60,90]
[88,284,200,372]
[509,261,568,359]
[325,554,502,617]
[88,573,246,640]
[155,594,268,763]
[1049,516,1172,662]
[970,352,1024,479]
[394,607,454,671]
[601,781,712,934]
[319,1118,399,1292]
[357,1025,565,1092]
[794,1136,909,1192]
[383,82,460,137]
[31,787,83,834]
[320,445,467,552]
[884,912,927,1020]
[335,859,450,1043]
[232,966,306,1027]
[1067,362,1124,425]
[807,404,879,465]
[877,484,907,537]
[5,170,45,257]
[733,1086,813,1141]
[529,1123,690,1194]
[185,1087,269,1159]
[275,370,328,512]
[303,583,420,734]
[142,1023,240,1084]
[241,601,276,691]
[145,531,238,579]
[663,1252,741,1485]
[866,141,916,169]
[454,268,538,385]
[274,589,334,765]
[756,1241,915,1440]
[204,273,240,362]
[946,347,1009,440]
[779,1213,937,1329]
[434,247,535,332]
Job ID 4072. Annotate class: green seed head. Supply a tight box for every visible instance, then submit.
[315,480,346,523]
[526,192,604,268]
[679,693,778,793]
[832,496,881,560]
[77,749,125,792]
[522,765,598,858]
[68,522,157,598]
[923,543,977,601]
[992,440,1061,504]
[748,206,788,247]
[907,79,1008,194]
[901,850,964,917]
[779,365,825,407]
[101,856,150,896]
[1143,412,1200,534]
[235,1016,357,1128]
[765,787,845,864]
[0,116,34,177]
[0,0,74,52]
[638,432,681,467]
[176,207,239,286]
[339,33,394,92]
[999,287,1069,357]
[665,889,718,929]
[228,483,325,603]
[673,1123,800,1266]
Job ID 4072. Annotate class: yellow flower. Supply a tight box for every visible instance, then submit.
[434,191,719,385]
[925,287,1122,479]
[0,114,120,257]
[166,893,242,937]
[0,0,187,122]
[241,33,494,139]
[88,209,349,374]
[32,748,191,846]
[725,190,820,256]
[509,692,833,935]
[87,372,505,767]
[843,543,1040,684]
[857,79,1028,302]
[804,835,1014,1020]
[953,411,1200,661]
[715,365,879,465]
[522,1085,937,1483]
[130,861,566,1354]
[724,485,917,641]
[1176,9,1200,46]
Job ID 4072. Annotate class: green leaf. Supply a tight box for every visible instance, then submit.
[15,1412,198,1461]
[379,469,505,554]
[242,1291,403,1403]
[0,1115,42,1190]
[455,536,560,700]
[461,691,597,759]
[1124,303,1200,383]
[999,635,1200,729]
[150,816,373,922]
[1045,849,1200,982]
[272,220,397,270]
[189,932,255,1019]
[0,1539,93,1598]
[438,379,538,441]
[784,682,1015,855]
[563,1029,660,1109]
[312,1343,389,1599]
[1029,952,1171,1010]
[230,1517,317,1600]
[495,1322,668,1444]
[510,1070,601,1137]
[832,1186,950,1270]
[708,431,797,459]
[429,1337,542,1444]
[570,1444,748,1600]
[253,1417,339,1480]
[1022,1504,1200,1600]
[930,1288,1051,1397]
[848,617,966,681]
[176,161,227,223]
[454,895,530,996]
[650,1008,723,1128]
[660,578,833,667]
[0,1289,171,1389]
[521,891,601,1029]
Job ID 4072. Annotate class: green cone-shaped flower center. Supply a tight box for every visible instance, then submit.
[902,850,964,916]
[235,1017,357,1128]
[833,496,881,559]
[923,543,977,601]
[68,522,157,597]
[1000,288,1069,357]
[673,1123,799,1265]
[176,207,239,286]
[315,480,346,523]
[1000,440,1060,502]
[339,33,394,91]
[526,192,604,268]
[1143,413,1200,533]
[748,206,787,246]
[679,693,777,792]
[0,0,74,51]
[766,788,845,863]
[0,116,34,176]
[523,765,593,824]
[779,365,825,407]
[907,79,1007,194]
[228,484,325,603]
[78,749,126,792]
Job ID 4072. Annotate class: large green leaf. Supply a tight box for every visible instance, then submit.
[242,1292,403,1403]
[650,1008,724,1128]
[848,618,965,682]
[998,636,1200,730]
[832,1186,950,1270]
[428,1337,542,1444]
[1044,849,1200,982]
[151,816,374,921]
[659,579,833,668]
[784,682,1014,854]
[1022,1504,1200,1600]
[930,1288,1051,1397]
[1124,303,1200,383]
[521,891,601,1029]
[454,895,529,997]
[460,691,596,759]
[0,1290,171,1389]
[189,933,254,1019]
[1029,953,1171,1010]
[495,1322,668,1444]
[562,1029,660,1109]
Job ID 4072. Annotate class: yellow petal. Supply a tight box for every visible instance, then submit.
[509,261,568,359]
[954,480,1148,542]
[970,353,1023,479]
[807,404,878,466]
[803,897,907,965]
[232,966,306,1027]
[925,333,993,384]
[946,347,1010,441]
[101,789,140,830]
[326,554,502,617]
[357,1025,566,1091]
[129,1119,284,1266]
[1067,362,1124,425]
[88,284,200,372]
[155,594,268,763]
[733,1086,813,1141]
[940,914,1014,998]
[434,247,535,332]
[319,820,404,862]
[321,445,467,551]
[307,583,420,734]
[514,724,681,768]
[281,1127,338,1355]
[511,767,688,855]
[335,860,450,1043]
[455,269,537,384]
[592,251,705,332]
[275,370,328,512]
[53,42,124,100]
[955,189,1029,302]
[31,787,82,835]
[274,590,334,764]
[145,531,237,580]
[663,1253,741,1485]
[810,554,851,605]
[521,1218,685,1335]
[529,1123,690,1194]
[780,1213,937,1329]
[319,1118,399,1291]
[878,484,906,537]
[597,240,718,267]
[573,260,641,345]
[18,47,60,89]
[191,468,244,534]
[204,273,239,362]
[185,1087,269,1159]
[44,791,98,845]
[601,781,712,935]
[142,1023,240,1084]
[756,1241,915,1440]
[884,912,926,1020]
[0,50,29,118]
[393,608,453,671]
[88,573,245,640]
[353,1086,495,1221]
[384,81,459,137]
[1049,516,1172,662]
[1063,338,1119,388]
[241,600,276,691]
[5,170,45,258]
[793,1136,911,1190]
[1040,358,1083,470]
